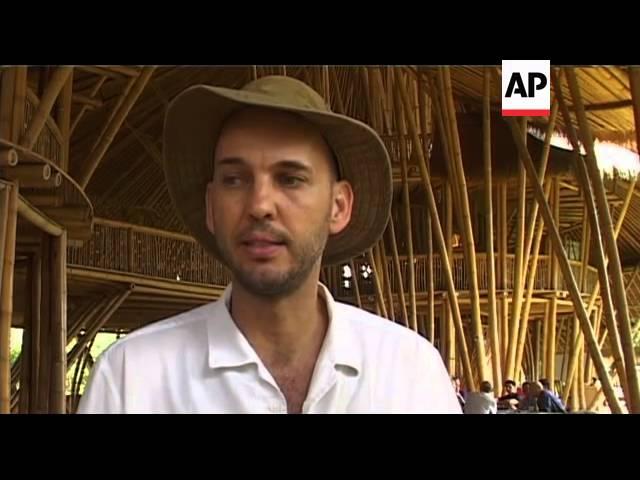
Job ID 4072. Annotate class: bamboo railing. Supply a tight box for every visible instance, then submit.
[67,219,232,286]
[328,252,599,302]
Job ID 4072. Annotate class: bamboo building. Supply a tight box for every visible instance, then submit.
[1,66,640,414]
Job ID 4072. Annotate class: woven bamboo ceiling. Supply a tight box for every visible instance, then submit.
[64,65,638,239]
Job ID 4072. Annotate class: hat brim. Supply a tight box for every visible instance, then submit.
[162,84,392,266]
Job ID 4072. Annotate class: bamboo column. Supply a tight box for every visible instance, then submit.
[394,84,417,331]
[566,68,640,413]
[552,71,631,408]
[367,249,387,318]
[378,239,395,322]
[513,99,560,374]
[546,179,560,383]
[49,232,67,413]
[445,185,456,373]
[499,183,509,369]
[0,182,18,413]
[504,117,623,413]
[506,118,528,381]
[29,253,41,412]
[20,67,74,150]
[387,220,408,326]
[417,70,435,342]
[482,69,502,390]
[36,234,51,413]
[349,260,362,309]
[426,208,435,342]
[438,67,487,382]
[397,69,474,388]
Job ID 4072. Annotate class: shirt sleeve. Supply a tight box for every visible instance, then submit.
[76,352,123,414]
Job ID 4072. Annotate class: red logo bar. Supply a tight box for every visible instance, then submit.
[502,109,550,117]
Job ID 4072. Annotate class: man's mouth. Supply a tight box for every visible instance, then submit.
[240,235,287,259]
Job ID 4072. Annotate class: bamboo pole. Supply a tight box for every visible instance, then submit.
[504,116,623,414]
[49,232,67,413]
[545,180,561,383]
[58,70,73,172]
[20,67,73,150]
[482,69,501,390]
[79,67,156,188]
[67,287,133,367]
[37,234,51,413]
[17,195,64,237]
[395,85,417,331]
[552,71,630,408]
[366,249,387,318]
[29,253,41,412]
[18,257,33,413]
[379,239,395,322]
[506,118,528,381]
[499,183,508,369]
[397,69,474,388]
[387,219,408,327]
[439,67,487,382]
[426,208,435,342]
[445,185,456,374]
[566,68,640,413]
[0,182,17,413]
[349,260,362,309]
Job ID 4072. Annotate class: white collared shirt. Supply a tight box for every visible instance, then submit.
[77,284,462,414]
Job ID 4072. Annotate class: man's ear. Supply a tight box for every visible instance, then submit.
[205,182,215,235]
[329,180,354,235]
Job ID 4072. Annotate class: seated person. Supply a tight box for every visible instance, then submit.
[498,379,520,410]
[537,378,567,413]
[464,381,498,414]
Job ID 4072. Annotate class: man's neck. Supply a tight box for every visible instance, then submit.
[229,273,328,368]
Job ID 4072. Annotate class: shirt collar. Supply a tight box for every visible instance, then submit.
[206,283,362,375]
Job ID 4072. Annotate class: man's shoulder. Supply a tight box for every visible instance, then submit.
[333,301,436,353]
[100,300,219,359]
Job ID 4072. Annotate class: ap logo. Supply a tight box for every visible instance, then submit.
[502,60,550,117]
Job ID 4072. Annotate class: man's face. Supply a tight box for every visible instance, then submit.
[505,383,516,394]
[206,108,353,298]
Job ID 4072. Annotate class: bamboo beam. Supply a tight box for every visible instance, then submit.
[439,67,487,382]
[67,287,133,367]
[20,67,74,150]
[553,70,631,410]
[58,70,73,173]
[387,220,408,327]
[17,195,64,237]
[504,116,624,414]
[48,232,67,413]
[483,69,501,390]
[395,84,417,331]
[397,69,474,389]
[0,183,18,413]
[379,239,395,322]
[366,249,387,318]
[79,67,156,188]
[566,68,640,413]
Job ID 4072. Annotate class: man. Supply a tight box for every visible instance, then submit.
[77,75,461,414]
[498,379,519,410]
[537,378,567,413]
[463,381,497,414]
[452,376,466,409]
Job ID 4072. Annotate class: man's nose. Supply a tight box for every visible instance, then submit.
[247,177,276,220]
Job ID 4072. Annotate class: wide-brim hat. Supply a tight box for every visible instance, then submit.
[162,75,392,266]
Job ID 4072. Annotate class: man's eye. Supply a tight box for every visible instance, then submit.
[222,175,242,186]
[280,175,305,187]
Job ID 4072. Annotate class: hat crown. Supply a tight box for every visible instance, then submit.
[242,75,331,112]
